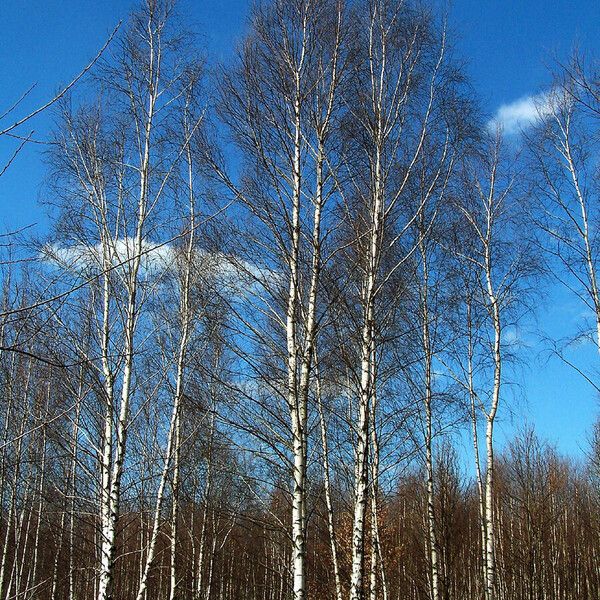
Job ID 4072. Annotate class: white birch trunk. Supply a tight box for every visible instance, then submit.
[419,238,440,600]
[561,129,600,350]
[466,299,488,596]
[97,22,157,599]
[316,365,343,600]
[483,221,501,600]
[349,133,383,600]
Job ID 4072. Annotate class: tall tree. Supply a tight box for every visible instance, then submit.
[217,1,346,598]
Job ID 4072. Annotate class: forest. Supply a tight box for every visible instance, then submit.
[0,0,599,599]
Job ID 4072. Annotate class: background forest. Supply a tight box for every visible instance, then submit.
[1,1,600,600]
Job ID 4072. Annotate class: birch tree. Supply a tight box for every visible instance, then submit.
[46,3,205,598]
[217,2,346,598]
[528,70,600,354]
[452,134,535,600]
[335,4,461,597]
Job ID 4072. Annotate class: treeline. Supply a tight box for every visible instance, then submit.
[0,1,599,600]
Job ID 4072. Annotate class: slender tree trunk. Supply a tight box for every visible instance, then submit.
[350,136,383,600]
[466,299,488,596]
[420,237,440,600]
[316,363,343,600]
[561,132,600,351]
[483,242,501,600]
[0,359,32,600]
[135,392,180,600]
[68,373,83,600]
[97,24,157,598]
[288,80,308,600]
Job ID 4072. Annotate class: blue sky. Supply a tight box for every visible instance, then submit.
[1,0,599,460]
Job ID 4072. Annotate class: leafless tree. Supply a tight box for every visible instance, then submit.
[216,1,347,598]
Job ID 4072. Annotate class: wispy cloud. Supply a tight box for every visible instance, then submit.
[43,238,176,277]
[488,91,555,135]
[41,239,280,294]
[503,327,520,345]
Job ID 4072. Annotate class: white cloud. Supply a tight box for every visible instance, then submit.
[43,238,176,276]
[41,239,280,293]
[488,91,556,135]
[503,328,520,345]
